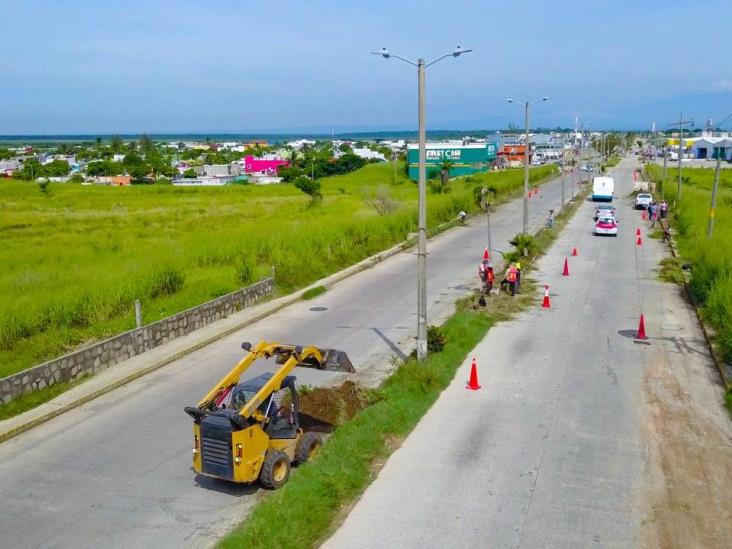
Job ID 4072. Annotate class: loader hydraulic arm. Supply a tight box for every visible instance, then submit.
[195,341,324,415]
[237,345,324,420]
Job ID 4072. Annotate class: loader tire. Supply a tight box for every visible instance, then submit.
[259,451,290,490]
[295,432,323,465]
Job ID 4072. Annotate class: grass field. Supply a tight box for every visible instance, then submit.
[646,164,732,394]
[0,163,556,379]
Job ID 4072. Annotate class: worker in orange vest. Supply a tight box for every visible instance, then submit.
[503,263,519,296]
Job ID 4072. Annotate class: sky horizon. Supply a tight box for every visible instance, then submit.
[1,1,730,135]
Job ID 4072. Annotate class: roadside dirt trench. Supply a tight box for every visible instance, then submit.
[643,344,732,548]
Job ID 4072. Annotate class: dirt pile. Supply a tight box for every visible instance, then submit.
[298,381,377,431]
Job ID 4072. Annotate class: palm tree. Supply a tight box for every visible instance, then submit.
[439,159,454,187]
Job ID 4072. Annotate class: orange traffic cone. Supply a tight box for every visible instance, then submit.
[572,247,578,257]
[636,235,642,246]
[466,358,481,390]
[636,227,641,236]
[636,314,647,340]
[542,285,551,308]
[642,210,648,220]
[562,258,570,276]
[483,247,490,260]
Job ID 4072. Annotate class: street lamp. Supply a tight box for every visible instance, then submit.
[373,45,473,361]
[506,96,549,234]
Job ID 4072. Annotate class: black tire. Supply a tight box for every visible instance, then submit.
[259,450,290,489]
[295,432,322,465]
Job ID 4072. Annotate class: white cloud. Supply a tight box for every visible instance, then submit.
[712,80,732,93]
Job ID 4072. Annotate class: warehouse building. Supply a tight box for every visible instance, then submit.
[406,142,498,180]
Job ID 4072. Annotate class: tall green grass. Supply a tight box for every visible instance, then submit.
[0,163,556,378]
[646,164,732,364]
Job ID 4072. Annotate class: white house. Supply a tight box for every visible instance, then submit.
[351,148,386,161]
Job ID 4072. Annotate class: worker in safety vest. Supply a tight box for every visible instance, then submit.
[504,263,519,296]
[514,260,522,292]
[478,259,494,293]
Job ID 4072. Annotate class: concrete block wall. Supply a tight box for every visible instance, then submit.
[0,278,274,404]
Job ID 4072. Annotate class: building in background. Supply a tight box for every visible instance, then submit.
[244,154,289,175]
[406,142,497,180]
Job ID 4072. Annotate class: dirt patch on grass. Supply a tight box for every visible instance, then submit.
[643,344,732,548]
[299,381,380,429]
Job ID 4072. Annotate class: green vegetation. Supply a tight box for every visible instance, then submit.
[301,286,326,300]
[605,156,621,168]
[645,165,732,405]
[0,375,89,421]
[0,163,556,380]
[219,179,584,549]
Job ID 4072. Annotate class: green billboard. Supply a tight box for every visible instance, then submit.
[407,142,497,180]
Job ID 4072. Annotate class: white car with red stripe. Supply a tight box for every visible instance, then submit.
[594,216,618,236]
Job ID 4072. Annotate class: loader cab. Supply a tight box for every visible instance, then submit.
[230,373,299,439]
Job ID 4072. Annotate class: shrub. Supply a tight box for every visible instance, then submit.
[293,176,322,200]
[236,258,255,286]
[150,266,185,298]
[427,325,446,353]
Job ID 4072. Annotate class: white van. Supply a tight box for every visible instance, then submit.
[592,176,614,202]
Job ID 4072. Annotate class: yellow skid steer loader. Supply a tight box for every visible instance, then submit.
[184,341,354,489]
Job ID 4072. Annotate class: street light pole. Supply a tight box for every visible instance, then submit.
[374,46,472,362]
[416,58,428,361]
[506,96,549,234]
[523,101,530,234]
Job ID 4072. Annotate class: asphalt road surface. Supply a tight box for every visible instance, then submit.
[324,159,729,548]
[0,168,581,548]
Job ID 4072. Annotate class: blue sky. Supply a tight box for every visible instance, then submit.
[1,0,730,133]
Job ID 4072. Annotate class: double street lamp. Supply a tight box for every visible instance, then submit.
[373,46,473,361]
[505,96,549,234]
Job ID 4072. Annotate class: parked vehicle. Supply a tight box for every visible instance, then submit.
[635,193,653,209]
[592,176,615,202]
[594,216,618,236]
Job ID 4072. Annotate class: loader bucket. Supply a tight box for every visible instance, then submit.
[320,349,355,373]
[296,348,355,373]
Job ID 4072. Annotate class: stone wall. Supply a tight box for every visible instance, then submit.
[0,278,274,404]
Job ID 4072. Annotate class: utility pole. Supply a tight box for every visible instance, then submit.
[392,150,397,184]
[662,150,668,198]
[707,149,722,238]
[416,58,427,361]
[668,113,693,204]
[481,187,495,255]
[524,101,530,233]
[506,96,549,234]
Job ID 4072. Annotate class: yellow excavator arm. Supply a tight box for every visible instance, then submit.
[194,341,353,420]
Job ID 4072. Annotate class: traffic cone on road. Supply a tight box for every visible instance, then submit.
[636,314,647,340]
[572,247,578,257]
[466,358,482,390]
[483,247,490,260]
[636,227,641,236]
[541,285,551,308]
[636,235,642,246]
[562,258,570,276]
[642,210,648,220]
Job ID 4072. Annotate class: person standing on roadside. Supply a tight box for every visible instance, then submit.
[650,201,660,227]
[660,200,668,219]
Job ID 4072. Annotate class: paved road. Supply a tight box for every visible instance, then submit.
[324,158,720,548]
[0,169,579,548]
